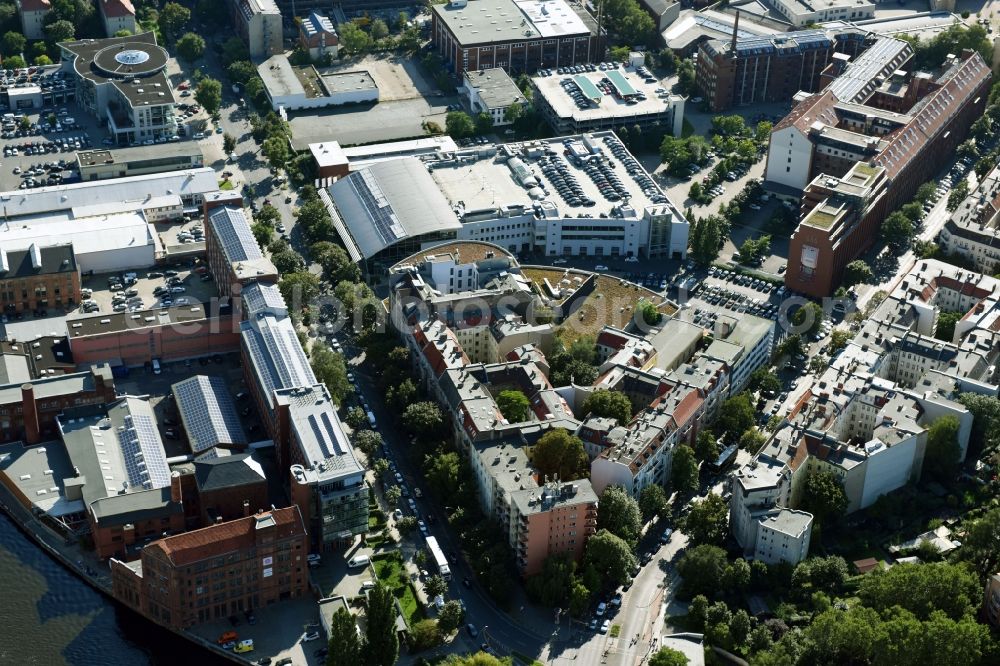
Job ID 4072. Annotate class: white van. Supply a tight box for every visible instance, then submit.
[366,410,376,428]
[347,555,370,569]
[152,358,161,375]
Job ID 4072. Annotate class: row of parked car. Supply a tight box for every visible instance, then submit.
[4,131,90,156]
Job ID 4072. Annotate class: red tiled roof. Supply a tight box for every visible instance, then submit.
[773,90,838,135]
[153,506,305,566]
[101,0,135,18]
[19,0,51,11]
[875,54,990,179]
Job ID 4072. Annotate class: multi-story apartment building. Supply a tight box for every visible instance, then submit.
[98,0,137,37]
[0,243,81,313]
[939,163,1000,274]
[59,33,178,145]
[285,384,370,550]
[730,260,997,563]
[110,506,309,629]
[229,0,283,60]
[16,0,50,40]
[431,0,601,77]
[767,46,991,296]
[701,314,774,395]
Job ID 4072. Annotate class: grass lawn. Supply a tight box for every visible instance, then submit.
[138,18,164,44]
[372,552,423,624]
[219,180,234,190]
[397,583,423,624]
[512,653,544,666]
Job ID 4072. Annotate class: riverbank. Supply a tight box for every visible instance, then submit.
[0,480,241,665]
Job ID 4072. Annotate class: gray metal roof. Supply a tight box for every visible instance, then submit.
[326,158,461,260]
[171,375,247,453]
[194,453,265,492]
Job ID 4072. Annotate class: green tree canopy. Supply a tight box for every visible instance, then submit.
[858,561,980,621]
[1,30,24,56]
[584,529,637,587]
[530,428,589,481]
[716,393,755,440]
[310,345,350,405]
[195,77,223,115]
[671,444,699,494]
[694,430,720,463]
[326,607,361,666]
[402,402,443,436]
[364,583,399,666]
[581,389,633,426]
[800,468,847,525]
[597,486,643,546]
[496,389,530,423]
[424,450,460,500]
[445,111,476,139]
[437,600,464,633]
[676,544,727,598]
[792,302,825,338]
[176,32,205,62]
[648,647,689,666]
[339,21,372,55]
[311,241,360,285]
[158,1,191,43]
[44,19,75,42]
[923,415,961,482]
[638,484,667,522]
[684,493,729,547]
[278,272,321,312]
[844,259,873,287]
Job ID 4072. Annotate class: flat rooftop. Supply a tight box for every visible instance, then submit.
[433,0,592,45]
[427,132,670,218]
[465,68,526,110]
[67,303,231,338]
[320,70,377,95]
[77,141,202,167]
[533,66,680,123]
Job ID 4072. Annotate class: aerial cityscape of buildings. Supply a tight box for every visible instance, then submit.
[0,1,998,665]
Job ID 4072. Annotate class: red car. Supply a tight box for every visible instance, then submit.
[178,82,190,90]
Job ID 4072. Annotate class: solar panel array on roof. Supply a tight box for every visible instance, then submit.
[210,207,263,264]
[241,314,317,409]
[606,69,637,97]
[573,74,602,103]
[350,170,406,246]
[119,411,170,490]
[173,375,247,453]
[733,29,831,57]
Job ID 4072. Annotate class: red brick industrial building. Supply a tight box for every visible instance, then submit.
[110,506,309,629]
[0,243,81,314]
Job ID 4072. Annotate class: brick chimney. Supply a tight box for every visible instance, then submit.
[243,499,251,518]
[21,383,40,444]
[170,471,183,505]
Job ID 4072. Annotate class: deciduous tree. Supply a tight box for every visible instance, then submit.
[581,389,633,426]
[671,444,699,494]
[326,607,361,666]
[800,469,847,525]
[364,583,400,666]
[597,486,643,546]
[684,493,729,547]
[530,429,589,482]
[496,390,530,423]
[638,484,667,522]
[176,32,205,62]
[583,529,637,587]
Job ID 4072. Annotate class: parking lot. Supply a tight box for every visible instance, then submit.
[0,103,109,192]
[187,597,326,666]
[75,263,217,317]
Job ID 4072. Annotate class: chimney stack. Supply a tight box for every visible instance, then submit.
[731,10,740,53]
[170,471,183,505]
[21,383,40,444]
[243,499,251,518]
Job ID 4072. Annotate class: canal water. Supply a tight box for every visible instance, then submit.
[0,512,228,666]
